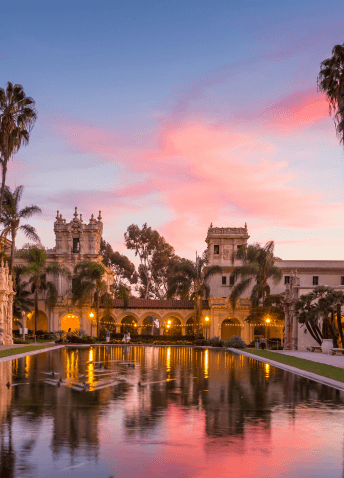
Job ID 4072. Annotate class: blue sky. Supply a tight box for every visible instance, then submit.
[1,0,344,261]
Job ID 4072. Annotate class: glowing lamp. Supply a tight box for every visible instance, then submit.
[205,316,209,322]
[167,320,171,324]
[265,318,271,323]
[89,312,94,318]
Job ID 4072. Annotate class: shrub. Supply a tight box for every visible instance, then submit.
[68,335,96,344]
[224,336,247,348]
[207,336,223,347]
[194,338,208,346]
[13,338,31,344]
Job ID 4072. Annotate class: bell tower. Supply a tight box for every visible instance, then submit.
[206,223,249,266]
[205,223,250,298]
[54,207,103,257]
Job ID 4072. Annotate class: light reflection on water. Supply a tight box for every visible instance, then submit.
[0,346,344,477]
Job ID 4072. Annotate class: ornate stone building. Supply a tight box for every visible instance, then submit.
[205,224,344,349]
[13,208,114,335]
[9,213,344,349]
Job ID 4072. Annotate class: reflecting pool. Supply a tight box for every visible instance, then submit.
[1,346,344,477]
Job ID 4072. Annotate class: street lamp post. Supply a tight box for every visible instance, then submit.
[21,311,26,340]
[265,317,271,349]
[89,311,94,337]
[205,316,209,340]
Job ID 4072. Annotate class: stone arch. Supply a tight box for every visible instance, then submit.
[120,315,138,335]
[100,313,117,335]
[221,318,242,340]
[26,310,48,333]
[141,314,161,336]
[162,315,182,336]
[60,313,81,333]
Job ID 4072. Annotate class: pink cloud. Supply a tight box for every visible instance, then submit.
[262,87,329,134]
[51,86,343,257]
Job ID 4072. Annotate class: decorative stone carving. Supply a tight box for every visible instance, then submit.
[0,260,15,345]
[223,245,232,260]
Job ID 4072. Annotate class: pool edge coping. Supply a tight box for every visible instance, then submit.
[0,345,65,363]
[228,348,344,392]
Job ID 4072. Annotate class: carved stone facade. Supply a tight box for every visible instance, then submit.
[0,260,15,345]
[54,207,103,256]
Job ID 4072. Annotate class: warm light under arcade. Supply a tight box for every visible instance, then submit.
[61,314,80,332]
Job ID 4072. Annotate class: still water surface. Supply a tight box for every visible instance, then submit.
[0,346,344,477]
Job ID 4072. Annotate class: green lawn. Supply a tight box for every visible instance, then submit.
[0,344,57,359]
[243,349,344,383]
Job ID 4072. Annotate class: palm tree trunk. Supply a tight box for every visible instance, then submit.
[34,288,38,336]
[10,230,15,272]
[305,322,322,345]
[330,309,339,348]
[336,303,344,347]
[96,292,100,338]
[0,155,8,219]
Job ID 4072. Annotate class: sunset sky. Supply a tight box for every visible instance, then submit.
[1,0,344,262]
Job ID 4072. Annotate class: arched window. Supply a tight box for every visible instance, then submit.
[120,316,138,335]
[164,317,182,336]
[142,316,160,335]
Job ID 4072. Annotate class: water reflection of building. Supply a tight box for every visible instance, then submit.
[0,361,12,423]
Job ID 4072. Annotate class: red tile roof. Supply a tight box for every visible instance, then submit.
[112,299,210,309]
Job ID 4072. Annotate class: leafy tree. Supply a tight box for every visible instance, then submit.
[295,286,344,347]
[124,223,172,299]
[138,244,183,299]
[12,267,34,325]
[318,42,344,145]
[0,82,37,217]
[230,241,282,309]
[100,238,137,289]
[0,185,41,271]
[167,253,221,336]
[72,261,110,338]
[20,247,70,335]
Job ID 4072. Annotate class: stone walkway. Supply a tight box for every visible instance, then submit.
[273,350,344,369]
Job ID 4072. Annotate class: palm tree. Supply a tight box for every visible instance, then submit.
[230,241,282,309]
[318,43,344,145]
[20,247,70,335]
[12,267,34,335]
[72,261,108,338]
[167,255,221,337]
[13,267,34,319]
[0,185,41,271]
[0,83,37,217]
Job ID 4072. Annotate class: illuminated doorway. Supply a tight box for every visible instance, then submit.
[221,318,241,340]
[61,314,80,332]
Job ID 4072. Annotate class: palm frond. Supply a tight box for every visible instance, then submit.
[230,277,252,309]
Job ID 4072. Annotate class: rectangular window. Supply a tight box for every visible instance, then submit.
[313,276,319,286]
[222,276,227,285]
[237,245,242,251]
[214,245,219,254]
[73,238,80,253]
[284,276,290,284]
[341,276,344,286]
[229,275,235,285]
[72,278,78,294]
